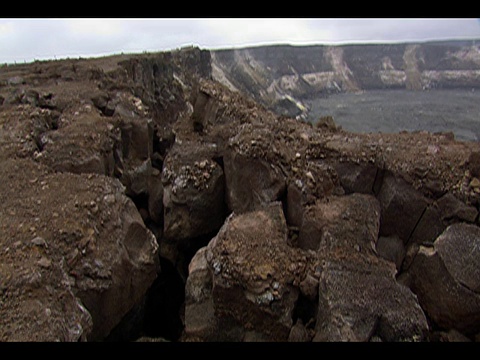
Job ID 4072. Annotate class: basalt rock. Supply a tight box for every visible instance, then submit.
[162,141,227,242]
[184,203,316,341]
[405,223,480,336]
[0,158,159,341]
[1,45,480,342]
[295,194,428,341]
[224,150,286,214]
[377,172,431,243]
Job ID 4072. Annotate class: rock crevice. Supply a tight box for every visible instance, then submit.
[1,43,480,342]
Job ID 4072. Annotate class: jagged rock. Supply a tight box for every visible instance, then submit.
[118,117,154,162]
[409,192,478,245]
[184,247,216,340]
[224,150,286,214]
[308,194,428,341]
[406,223,480,335]
[184,203,316,341]
[91,91,116,117]
[0,158,160,341]
[191,89,220,132]
[334,161,379,195]
[2,44,480,343]
[435,224,480,294]
[288,320,311,342]
[298,193,380,252]
[162,142,226,241]
[148,168,164,224]
[468,151,480,178]
[314,253,428,342]
[286,162,341,227]
[376,235,406,271]
[39,113,121,176]
[120,158,152,197]
[377,172,431,243]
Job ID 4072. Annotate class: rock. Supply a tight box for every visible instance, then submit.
[285,163,341,228]
[39,113,121,176]
[377,172,431,243]
[116,117,155,197]
[191,90,220,132]
[298,193,380,252]
[119,117,153,162]
[293,193,428,342]
[376,235,406,271]
[285,182,305,227]
[435,223,480,293]
[224,150,286,214]
[406,223,480,335]
[0,258,93,341]
[162,142,226,241]
[148,169,164,224]
[70,180,160,341]
[431,329,472,342]
[120,158,152,197]
[409,193,478,245]
[0,158,160,341]
[334,161,379,195]
[7,75,24,85]
[184,247,216,340]
[185,203,316,341]
[315,115,337,131]
[31,236,48,248]
[91,91,115,117]
[21,89,40,107]
[470,177,480,189]
[468,151,480,178]
[314,254,428,342]
[288,320,310,342]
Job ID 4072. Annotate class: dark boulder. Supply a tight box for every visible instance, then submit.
[377,172,431,243]
[224,150,286,214]
[406,223,480,335]
[162,141,227,241]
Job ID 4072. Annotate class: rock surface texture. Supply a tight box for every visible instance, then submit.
[1,41,480,342]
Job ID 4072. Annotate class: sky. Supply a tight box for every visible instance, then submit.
[1,18,480,64]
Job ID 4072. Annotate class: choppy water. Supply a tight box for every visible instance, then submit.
[306,89,480,142]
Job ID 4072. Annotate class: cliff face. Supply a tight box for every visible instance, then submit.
[211,40,480,117]
[0,42,480,342]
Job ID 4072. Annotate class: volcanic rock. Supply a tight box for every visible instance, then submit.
[406,223,480,335]
[0,158,159,341]
[184,203,316,341]
[162,141,227,242]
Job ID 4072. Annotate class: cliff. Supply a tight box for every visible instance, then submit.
[0,41,479,342]
[211,40,480,117]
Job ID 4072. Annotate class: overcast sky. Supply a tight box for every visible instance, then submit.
[1,18,480,64]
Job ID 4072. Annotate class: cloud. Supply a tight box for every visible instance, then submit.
[304,18,480,43]
[1,18,479,64]
[200,18,322,47]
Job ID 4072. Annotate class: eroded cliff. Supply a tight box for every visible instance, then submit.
[0,42,479,342]
[211,40,480,118]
